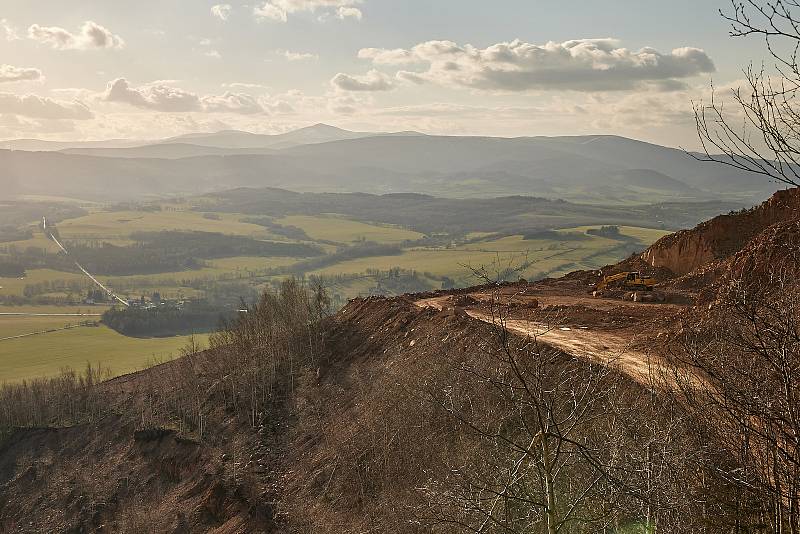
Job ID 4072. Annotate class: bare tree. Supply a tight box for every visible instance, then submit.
[671,269,800,532]
[416,280,697,533]
[694,0,800,187]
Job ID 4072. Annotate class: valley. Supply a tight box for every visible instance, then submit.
[0,190,688,381]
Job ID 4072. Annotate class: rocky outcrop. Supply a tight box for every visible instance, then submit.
[642,187,800,275]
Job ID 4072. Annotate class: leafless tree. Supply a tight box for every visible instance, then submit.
[694,0,800,187]
[672,270,800,532]
[416,279,697,533]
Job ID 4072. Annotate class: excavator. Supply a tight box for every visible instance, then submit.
[594,271,657,292]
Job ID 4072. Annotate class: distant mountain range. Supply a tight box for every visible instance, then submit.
[0,124,780,203]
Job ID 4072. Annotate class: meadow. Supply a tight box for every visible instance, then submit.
[0,323,207,383]
[312,226,671,285]
[275,215,423,244]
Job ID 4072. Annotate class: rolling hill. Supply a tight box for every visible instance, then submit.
[0,125,780,203]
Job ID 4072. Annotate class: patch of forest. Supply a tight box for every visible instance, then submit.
[1,231,324,276]
[101,301,235,337]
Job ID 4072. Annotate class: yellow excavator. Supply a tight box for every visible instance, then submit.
[594,271,657,292]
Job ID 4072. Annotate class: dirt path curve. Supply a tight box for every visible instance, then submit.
[415,295,662,385]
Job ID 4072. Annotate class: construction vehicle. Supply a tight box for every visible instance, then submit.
[594,271,657,292]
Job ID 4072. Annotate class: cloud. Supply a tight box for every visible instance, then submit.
[280,50,319,61]
[254,0,362,22]
[211,4,232,21]
[358,38,715,92]
[336,6,362,20]
[359,47,418,65]
[0,92,93,119]
[331,69,393,92]
[265,100,295,113]
[103,78,266,114]
[205,50,222,59]
[28,21,124,50]
[0,114,78,137]
[222,82,270,92]
[104,79,201,111]
[254,3,288,22]
[0,65,43,83]
[1,19,19,41]
[202,92,264,114]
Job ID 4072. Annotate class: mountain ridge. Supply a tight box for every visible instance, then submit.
[0,125,780,204]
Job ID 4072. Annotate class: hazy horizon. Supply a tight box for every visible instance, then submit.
[0,0,772,149]
[0,122,705,151]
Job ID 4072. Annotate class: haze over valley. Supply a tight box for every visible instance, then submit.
[0,124,779,204]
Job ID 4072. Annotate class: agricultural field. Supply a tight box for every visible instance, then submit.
[0,269,87,296]
[312,226,671,285]
[57,210,275,241]
[0,324,207,383]
[0,200,674,384]
[276,215,423,244]
[0,316,91,340]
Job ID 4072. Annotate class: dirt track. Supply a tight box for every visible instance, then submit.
[415,289,683,384]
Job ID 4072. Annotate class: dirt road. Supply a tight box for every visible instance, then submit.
[415,293,668,384]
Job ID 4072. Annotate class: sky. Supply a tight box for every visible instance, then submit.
[0,0,777,147]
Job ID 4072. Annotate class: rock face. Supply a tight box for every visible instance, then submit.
[642,187,800,275]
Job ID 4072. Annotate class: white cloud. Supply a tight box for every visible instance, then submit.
[358,38,715,92]
[205,50,222,59]
[280,50,319,61]
[28,21,124,50]
[254,0,362,22]
[254,3,289,22]
[0,92,93,119]
[203,92,264,114]
[331,69,393,92]
[0,114,73,138]
[222,82,270,92]
[265,100,295,113]
[0,65,43,83]
[104,79,202,112]
[1,19,19,41]
[359,48,417,65]
[103,78,266,114]
[336,6,362,20]
[211,4,232,21]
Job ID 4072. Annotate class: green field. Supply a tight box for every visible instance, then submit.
[0,269,87,296]
[0,316,90,340]
[206,256,301,271]
[0,324,208,383]
[57,210,274,241]
[0,204,673,384]
[276,215,424,244]
[0,304,111,314]
[312,226,670,284]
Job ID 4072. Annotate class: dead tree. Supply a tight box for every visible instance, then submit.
[417,282,696,533]
[694,0,800,187]
[672,271,800,532]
